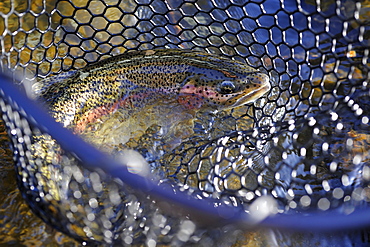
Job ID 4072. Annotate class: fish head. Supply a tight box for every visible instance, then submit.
[178,59,271,110]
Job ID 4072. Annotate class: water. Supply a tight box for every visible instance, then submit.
[0,119,80,246]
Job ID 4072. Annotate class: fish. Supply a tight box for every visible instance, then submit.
[33,49,271,137]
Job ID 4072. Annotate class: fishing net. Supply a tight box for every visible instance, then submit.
[0,0,369,246]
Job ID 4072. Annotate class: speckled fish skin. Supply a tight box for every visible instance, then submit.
[34,49,270,130]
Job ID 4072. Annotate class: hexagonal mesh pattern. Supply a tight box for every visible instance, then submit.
[0,0,369,246]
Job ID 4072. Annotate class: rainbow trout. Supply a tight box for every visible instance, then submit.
[33,49,270,149]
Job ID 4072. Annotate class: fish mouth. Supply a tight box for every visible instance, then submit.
[227,80,271,108]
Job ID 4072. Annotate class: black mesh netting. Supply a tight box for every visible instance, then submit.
[0,0,369,246]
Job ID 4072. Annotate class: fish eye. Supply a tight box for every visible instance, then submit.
[218,80,236,94]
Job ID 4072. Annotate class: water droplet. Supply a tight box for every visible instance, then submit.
[333,188,344,199]
[300,195,311,207]
[318,198,330,211]
[249,195,278,222]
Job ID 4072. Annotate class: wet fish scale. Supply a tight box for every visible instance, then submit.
[34,49,271,132]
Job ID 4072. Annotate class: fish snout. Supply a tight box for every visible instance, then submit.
[248,72,270,87]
